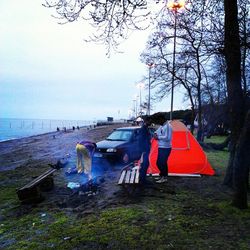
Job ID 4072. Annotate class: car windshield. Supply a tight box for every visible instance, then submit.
[106,130,133,141]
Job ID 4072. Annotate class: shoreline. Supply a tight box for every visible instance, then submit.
[0,121,126,143]
[0,123,129,172]
[0,124,94,144]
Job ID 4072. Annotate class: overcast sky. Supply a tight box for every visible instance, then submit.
[0,0,187,121]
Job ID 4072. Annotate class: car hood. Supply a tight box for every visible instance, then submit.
[96,140,127,148]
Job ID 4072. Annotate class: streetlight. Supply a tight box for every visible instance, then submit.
[133,94,139,118]
[136,82,144,115]
[167,0,185,120]
[147,62,155,116]
[133,99,137,118]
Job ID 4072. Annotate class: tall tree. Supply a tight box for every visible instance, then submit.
[223,0,249,208]
[238,0,250,96]
[231,110,250,208]
[140,0,220,140]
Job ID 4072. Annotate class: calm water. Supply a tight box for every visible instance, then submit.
[0,118,94,142]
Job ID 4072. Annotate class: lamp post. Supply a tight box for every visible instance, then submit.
[167,0,185,120]
[147,62,155,116]
[133,94,139,118]
[137,83,144,116]
[133,99,137,118]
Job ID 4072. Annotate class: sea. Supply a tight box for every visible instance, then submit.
[0,118,95,142]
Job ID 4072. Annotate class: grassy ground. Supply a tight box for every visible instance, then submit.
[0,136,249,250]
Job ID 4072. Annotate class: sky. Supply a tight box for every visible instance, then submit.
[0,0,188,121]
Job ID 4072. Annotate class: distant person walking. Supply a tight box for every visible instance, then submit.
[154,120,173,183]
[76,140,96,180]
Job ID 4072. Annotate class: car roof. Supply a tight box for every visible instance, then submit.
[115,126,141,130]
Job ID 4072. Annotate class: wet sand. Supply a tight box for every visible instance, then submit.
[0,122,152,215]
[0,123,129,172]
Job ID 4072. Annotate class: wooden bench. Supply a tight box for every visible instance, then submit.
[118,163,140,185]
[17,168,57,204]
[118,153,145,193]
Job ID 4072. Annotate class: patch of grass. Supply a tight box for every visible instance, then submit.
[0,165,50,189]
[0,187,17,203]
[0,187,19,218]
[206,150,229,171]
[205,135,227,144]
[216,201,250,218]
[1,197,250,250]
[203,135,229,176]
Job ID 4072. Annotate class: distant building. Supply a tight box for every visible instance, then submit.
[107,117,113,122]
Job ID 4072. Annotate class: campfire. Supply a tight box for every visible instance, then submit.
[67,176,105,197]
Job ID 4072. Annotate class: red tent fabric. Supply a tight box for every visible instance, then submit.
[148,120,215,176]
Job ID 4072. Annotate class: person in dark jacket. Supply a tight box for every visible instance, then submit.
[139,119,152,184]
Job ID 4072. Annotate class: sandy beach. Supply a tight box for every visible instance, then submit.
[0,123,139,215]
[0,123,128,172]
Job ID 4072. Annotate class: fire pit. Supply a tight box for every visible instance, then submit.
[66,176,105,197]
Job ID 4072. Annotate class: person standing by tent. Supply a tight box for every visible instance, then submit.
[154,120,173,183]
[139,118,152,184]
[76,140,96,180]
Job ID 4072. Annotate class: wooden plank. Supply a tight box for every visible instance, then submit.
[168,173,201,177]
[125,170,131,184]
[147,173,201,177]
[20,169,56,189]
[129,168,136,183]
[134,167,140,183]
[24,169,56,189]
[118,170,126,184]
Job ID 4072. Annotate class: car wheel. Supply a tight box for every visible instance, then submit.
[122,152,130,164]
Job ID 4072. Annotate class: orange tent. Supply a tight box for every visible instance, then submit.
[148,120,215,176]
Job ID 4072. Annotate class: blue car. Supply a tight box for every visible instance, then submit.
[93,126,153,165]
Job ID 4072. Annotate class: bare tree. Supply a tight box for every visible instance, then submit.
[140,0,219,141]
[223,0,250,209]
[43,0,151,54]
[238,0,250,96]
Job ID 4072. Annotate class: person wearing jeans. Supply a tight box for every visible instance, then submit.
[154,120,173,183]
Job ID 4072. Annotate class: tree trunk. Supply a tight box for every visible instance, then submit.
[223,0,245,187]
[190,106,195,135]
[240,2,247,96]
[196,53,203,142]
[232,109,250,209]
